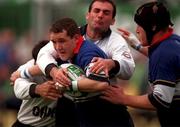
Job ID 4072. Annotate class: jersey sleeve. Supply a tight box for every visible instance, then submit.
[108,32,135,80]
[14,60,40,100]
[148,46,179,109]
[17,59,35,71]
[36,41,58,75]
[14,78,37,100]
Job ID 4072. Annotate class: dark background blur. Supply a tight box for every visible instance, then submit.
[0,0,179,127]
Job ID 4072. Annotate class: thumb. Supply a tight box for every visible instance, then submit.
[105,69,109,77]
[91,57,98,62]
[117,28,130,36]
[47,81,55,85]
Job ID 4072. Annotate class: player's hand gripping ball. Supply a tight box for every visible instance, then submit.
[55,63,85,97]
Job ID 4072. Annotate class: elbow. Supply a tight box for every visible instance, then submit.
[117,60,135,80]
[120,72,133,80]
[118,65,135,80]
[14,79,30,100]
[14,81,22,99]
[13,89,24,100]
[148,93,171,111]
[14,91,21,99]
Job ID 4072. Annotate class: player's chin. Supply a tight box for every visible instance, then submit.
[59,54,68,61]
[93,23,103,29]
[93,25,107,33]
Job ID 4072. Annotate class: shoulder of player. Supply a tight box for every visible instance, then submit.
[107,31,127,45]
[81,40,102,50]
[100,31,128,49]
[156,39,178,56]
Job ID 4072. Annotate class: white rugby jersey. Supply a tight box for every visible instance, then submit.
[14,59,56,127]
[80,25,135,81]
[87,31,135,81]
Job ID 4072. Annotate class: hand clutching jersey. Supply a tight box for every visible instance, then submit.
[55,63,109,102]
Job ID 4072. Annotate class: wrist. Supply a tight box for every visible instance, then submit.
[35,85,40,95]
[71,80,78,91]
[29,84,40,98]
[45,63,57,78]
[108,59,116,71]
[134,44,142,51]
[109,60,120,77]
[50,67,58,78]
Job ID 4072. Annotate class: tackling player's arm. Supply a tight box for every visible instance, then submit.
[40,62,109,92]
[28,65,43,76]
[10,65,43,84]
[14,77,43,100]
[35,80,62,100]
[76,78,109,92]
[90,57,116,77]
[50,66,71,86]
[14,77,61,100]
[10,59,35,85]
[36,41,58,74]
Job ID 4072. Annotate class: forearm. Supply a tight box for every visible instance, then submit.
[28,65,43,76]
[19,65,43,78]
[124,94,155,110]
[139,46,148,56]
[77,78,109,92]
[49,66,59,79]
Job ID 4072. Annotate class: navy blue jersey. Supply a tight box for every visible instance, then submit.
[148,34,180,109]
[72,40,108,70]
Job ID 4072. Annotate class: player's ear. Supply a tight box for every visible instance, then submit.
[86,12,89,20]
[73,34,81,43]
[111,18,115,25]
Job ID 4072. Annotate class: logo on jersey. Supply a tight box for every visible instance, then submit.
[122,51,131,59]
[32,106,56,118]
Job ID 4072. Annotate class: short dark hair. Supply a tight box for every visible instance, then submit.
[32,40,49,62]
[88,0,116,18]
[49,17,80,38]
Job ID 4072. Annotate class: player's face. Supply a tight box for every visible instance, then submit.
[50,30,77,61]
[136,25,148,46]
[86,1,115,32]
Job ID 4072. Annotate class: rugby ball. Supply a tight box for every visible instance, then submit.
[60,63,85,80]
[85,63,108,81]
[55,63,85,97]
[85,63,106,76]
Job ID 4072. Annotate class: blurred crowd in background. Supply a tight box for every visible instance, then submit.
[0,0,179,127]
